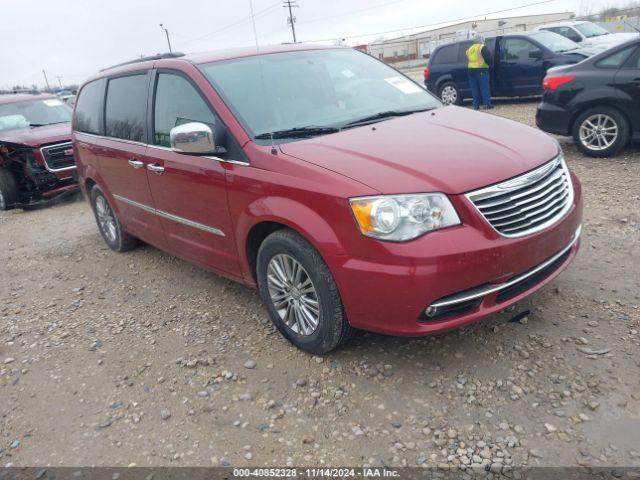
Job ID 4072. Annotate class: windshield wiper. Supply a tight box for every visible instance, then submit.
[28,123,46,127]
[341,108,433,129]
[254,126,340,140]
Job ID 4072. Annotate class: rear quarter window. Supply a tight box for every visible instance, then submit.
[596,46,637,69]
[105,74,149,142]
[432,45,459,65]
[75,79,105,134]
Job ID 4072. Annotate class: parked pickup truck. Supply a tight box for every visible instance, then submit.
[0,93,79,210]
[425,31,594,105]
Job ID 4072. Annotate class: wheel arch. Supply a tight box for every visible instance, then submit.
[237,197,347,285]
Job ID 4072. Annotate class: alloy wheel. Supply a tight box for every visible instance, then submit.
[266,253,321,336]
[0,190,5,210]
[95,195,117,244]
[441,85,458,105]
[579,114,618,151]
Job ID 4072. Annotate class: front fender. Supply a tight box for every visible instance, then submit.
[235,196,347,284]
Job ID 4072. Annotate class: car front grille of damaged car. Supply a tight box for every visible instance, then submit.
[40,142,75,172]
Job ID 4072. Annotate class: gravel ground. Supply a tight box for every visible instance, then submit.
[1,102,639,470]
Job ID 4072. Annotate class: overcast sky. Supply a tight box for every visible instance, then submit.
[2,0,608,89]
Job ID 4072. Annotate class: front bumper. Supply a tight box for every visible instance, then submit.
[536,101,572,136]
[332,180,582,335]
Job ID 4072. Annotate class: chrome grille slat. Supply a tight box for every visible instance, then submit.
[491,191,570,228]
[466,155,574,238]
[482,181,568,219]
[486,186,569,223]
[501,204,567,233]
[475,168,565,209]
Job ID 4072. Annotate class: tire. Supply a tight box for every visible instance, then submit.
[256,229,352,354]
[438,81,462,106]
[0,168,19,211]
[572,107,630,158]
[90,186,138,252]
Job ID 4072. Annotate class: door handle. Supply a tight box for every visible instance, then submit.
[147,163,165,174]
[128,159,144,169]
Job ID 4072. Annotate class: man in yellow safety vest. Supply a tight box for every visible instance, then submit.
[466,33,493,110]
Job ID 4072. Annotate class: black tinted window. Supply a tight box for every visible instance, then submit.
[432,45,459,65]
[153,73,216,147]
[503,39,539,60]
[597,46,636,68]
[75,79,104,134]
[105,74,148,142]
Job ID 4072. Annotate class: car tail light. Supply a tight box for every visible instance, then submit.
[543,75,575,91]
[423,67,430,80]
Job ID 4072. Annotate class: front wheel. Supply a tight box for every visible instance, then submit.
[0,168,19,211]
[438,82,462,105]
[572,107,630,158]
[257,229,352,354]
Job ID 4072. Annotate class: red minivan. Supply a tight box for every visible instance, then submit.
[73,45,582,354]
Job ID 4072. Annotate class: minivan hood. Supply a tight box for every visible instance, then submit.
[0,122,71,148]
[279,107,559,195]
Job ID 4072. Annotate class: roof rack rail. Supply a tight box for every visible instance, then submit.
[100,52,186,72]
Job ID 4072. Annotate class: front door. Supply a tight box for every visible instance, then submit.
[97,72,165,247]
[145,71,240,276]
[498,38,546,96]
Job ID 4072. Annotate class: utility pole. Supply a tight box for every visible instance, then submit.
[159,23,173,53]
[56,76,63,88]
[42,69,51,92]
[283,0,299,43]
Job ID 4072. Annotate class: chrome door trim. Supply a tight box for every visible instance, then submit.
[146,143,250,166]
[113,194,225,237]
[72,132,250,166]
[428,224,582,309]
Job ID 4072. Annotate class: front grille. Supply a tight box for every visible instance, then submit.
[466,155,573,237]
[41,142,75,171]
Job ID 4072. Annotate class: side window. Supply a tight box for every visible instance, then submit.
[503,39,538,60]
[432,45,459,65]
[75,79,104,134]
[596,46,636,69]
[153,73,217,148]
[458,42,473,62]
[555,27,582,43]
[105,74,148,142]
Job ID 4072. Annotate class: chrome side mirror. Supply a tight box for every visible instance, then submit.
[169,122,216,155]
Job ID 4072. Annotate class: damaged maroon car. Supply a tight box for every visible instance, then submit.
[0,93,79,210]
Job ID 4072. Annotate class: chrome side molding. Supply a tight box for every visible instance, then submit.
[113,194,225,237]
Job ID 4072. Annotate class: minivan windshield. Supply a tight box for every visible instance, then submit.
[529,31,580,53]
[574,22,610,38]
[0,98,72,132]
[200,49,441,141]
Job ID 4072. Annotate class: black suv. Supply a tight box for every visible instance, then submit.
[537,39,640,157]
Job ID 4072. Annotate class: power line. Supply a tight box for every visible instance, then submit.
[283,0,299,43]
[296,0,410,26]
[179,1,281,47]
[304,0,558,42]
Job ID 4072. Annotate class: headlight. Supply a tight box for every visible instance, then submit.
[349,193,460,241]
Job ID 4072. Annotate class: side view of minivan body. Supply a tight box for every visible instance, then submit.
[73,45,583,354]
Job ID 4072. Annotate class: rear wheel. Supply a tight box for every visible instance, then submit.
[90,186,138,252]
[572,107,630,158]
[257,229,352,354]
[438,82,462,105]
[0,168,19,211]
